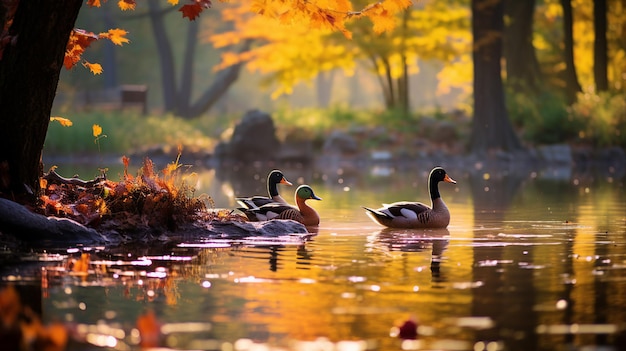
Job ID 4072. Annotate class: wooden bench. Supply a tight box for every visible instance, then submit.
[56,85,148,115]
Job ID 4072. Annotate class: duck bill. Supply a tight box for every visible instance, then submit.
[444,174,457,184]
[281,178,293,186]
[311,195,322,201]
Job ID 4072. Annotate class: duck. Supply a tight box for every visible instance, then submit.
[240,185,322,226]
[363,167,456,229]
[236,170,293,209]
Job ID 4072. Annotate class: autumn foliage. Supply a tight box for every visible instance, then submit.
[38,155,242,234]
[64,0,411,74]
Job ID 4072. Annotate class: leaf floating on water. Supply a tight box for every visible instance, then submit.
[136,310,162,348]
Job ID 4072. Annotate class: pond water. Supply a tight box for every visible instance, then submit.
[2,162,626,351]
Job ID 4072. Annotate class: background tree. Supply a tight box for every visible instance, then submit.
[503,0,542,93]
[209,0,470,113]
[593,0,608,92]
[469,0,522,153]
[147,1,250,118]
[560,0,582,104]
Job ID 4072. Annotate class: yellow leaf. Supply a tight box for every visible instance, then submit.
[83,61,103,75]
[93,124,103,138]
[50,117,73,127]
[168,0,179,5]
[100,28,130,46]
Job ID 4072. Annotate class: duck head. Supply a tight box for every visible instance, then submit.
[296,185,322,201]
[269,170,293,186]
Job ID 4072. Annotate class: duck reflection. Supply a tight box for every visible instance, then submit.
[375,228,449,282]
[242,239,316,272]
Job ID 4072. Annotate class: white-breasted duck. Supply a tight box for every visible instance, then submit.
[363,167,456,228]
[236,169,292,209]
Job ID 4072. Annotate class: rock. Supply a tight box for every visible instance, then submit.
[215,110,281,162]
[431,120,458,143]
[215,220,309,237]
[537,144,573,165]
[323,130,359,155]
[596,146,626,167]
[0,198,106,246]
[182,219,310,239]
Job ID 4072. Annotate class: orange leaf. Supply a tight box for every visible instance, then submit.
[168,0,179,5]
[136,311,162,348]
[92,124,102,138]
[100,28,130,46]
[72,253,90,274]
[87,0,102,7]
[83,61,103,75]
[0,285,22,327]
[71,29,99,48]
[118,0,136,11]
[64,29,99,70]
[50,117,73,127]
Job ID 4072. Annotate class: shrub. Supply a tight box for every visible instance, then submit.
[569,89,626,148]
[506,88,584,144]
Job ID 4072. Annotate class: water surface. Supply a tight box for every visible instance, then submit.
[2,163,625,351]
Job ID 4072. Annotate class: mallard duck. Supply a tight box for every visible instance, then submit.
[363,167,456,229]
[236,170,293,209]
[240,185,322,226]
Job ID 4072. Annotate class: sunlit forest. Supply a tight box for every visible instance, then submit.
[48,0,626,156]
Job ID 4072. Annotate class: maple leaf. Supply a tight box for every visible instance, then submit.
[87,0,103,7]
[50,117,73,127]
[100,28,130,46]
[179,3,204,20]
[369,12,396,33]
[179,1,211,21]
[64,29,99,70]
[118,0,136,11]
[72,29,99,48]
[83,61,103,75]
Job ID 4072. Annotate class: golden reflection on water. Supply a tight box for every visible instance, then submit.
[3,165,626,350]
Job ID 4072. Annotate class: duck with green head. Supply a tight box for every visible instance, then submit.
[363,167,457,228]
[240,185,322,226]
[236,169,293,209]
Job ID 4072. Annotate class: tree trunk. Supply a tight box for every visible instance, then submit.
[148,0,178,112]
[503,0,542,92]
[382,58,395,110]
[186,50,249,118]
[316,71,334,107]
[179,19,199,117]
[469,0,522,153]
[398,8,410,114]
[0,0,83,202]
[593,0,608,92]
[561,0,582,104]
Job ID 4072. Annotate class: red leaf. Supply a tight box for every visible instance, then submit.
[179,4,203,21]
